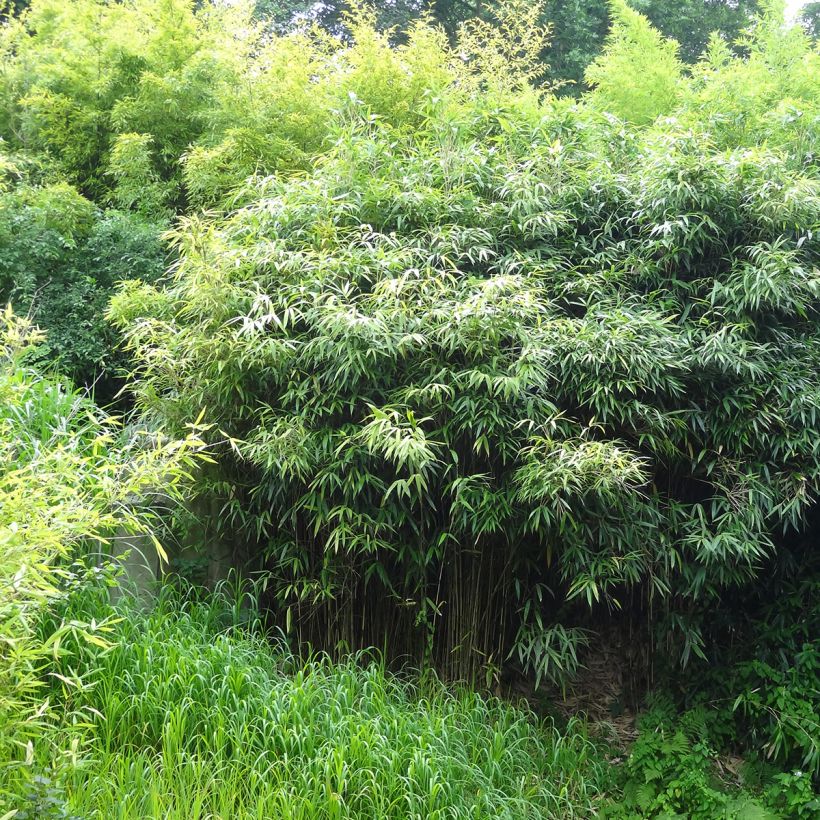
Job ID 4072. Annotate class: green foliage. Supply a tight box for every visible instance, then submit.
[729,652,820,779]
[254,0,761,90]
[1,2,524,386]
[1,3,818,815]
[602,690,820,818]
[764,769,820,820]
[0,2,786,391]
[617,552,820,817]
[0,308,208,810]
[111,1,820,699]
[798,1,820,40]
[682,2,820,153]
[4,1,763,205]
[0,0,253,201]
[602,700,772,819]
[44,583,607,818]
[585,0,683,124]
[0,175,167,390]
[456,0,552,93]
[681,554,820,780]
[631,0,760,65]
[0,0,481,209]
[108,133,170,218]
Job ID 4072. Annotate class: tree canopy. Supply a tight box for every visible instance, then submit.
[255,0,761,87]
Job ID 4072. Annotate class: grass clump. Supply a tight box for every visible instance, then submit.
[48,585,607,819]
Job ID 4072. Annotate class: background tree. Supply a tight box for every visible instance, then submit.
[798,0,820,38]
[253,0,761,88]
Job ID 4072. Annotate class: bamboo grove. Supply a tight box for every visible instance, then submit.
[91,2,820,690]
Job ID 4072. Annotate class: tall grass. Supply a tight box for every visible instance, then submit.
[48,584,607,819]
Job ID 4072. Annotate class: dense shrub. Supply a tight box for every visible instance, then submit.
[1,2,797,393]
[0,0,471,386]
[0,0,463,209]
[667,544,820,802]
[602,692,819,818]
[0,0,251,202]
[111,0,820,708]
[604,702,758,818]
[0,174,167,390]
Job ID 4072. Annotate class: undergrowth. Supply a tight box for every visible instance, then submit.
[27,583,609,819]
[23,578,818,818]
[601,699,818,819]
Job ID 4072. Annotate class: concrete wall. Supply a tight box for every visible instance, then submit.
[99,494,246,603]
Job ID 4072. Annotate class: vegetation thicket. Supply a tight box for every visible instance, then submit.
[0,0,818,817]
[255,0,763,87]
[115,0,819,690]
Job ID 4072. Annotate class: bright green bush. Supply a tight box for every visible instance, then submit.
[0,0,252,201]
[585,0,683,124]
[6,3,808,396]
[680,2,820,153]
[0,0,514,387]
[0,308,207,811]
[255,0,762,90]
[108,132,171,218]
[0,0,478,210]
